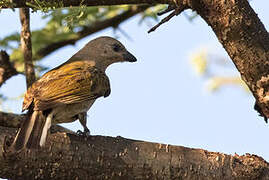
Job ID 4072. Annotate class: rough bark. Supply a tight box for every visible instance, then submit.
[20,8,36,87]
[1,125,269,180]
[0,112,24,128]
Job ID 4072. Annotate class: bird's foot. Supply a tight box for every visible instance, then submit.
[76,129,91,137]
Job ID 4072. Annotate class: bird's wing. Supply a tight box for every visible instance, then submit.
[22,61,110,111]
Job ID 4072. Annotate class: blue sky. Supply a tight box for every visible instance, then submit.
[0,1,269,161]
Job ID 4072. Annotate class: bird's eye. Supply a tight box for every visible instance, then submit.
[112,44,121,52]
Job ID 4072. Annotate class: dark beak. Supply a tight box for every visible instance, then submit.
[123,51,137,62]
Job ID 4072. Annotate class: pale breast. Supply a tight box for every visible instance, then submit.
[51,99,96,124]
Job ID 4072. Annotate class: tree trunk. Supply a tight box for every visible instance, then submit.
[20,8,36,87]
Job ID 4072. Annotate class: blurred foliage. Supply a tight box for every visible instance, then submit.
[0,0,15,10]
[26,0,64,12]
[140,5,166,23]
[190,48,249,93]
[207,77,249,92]
[190,49,207,75]
[0,4,167,73]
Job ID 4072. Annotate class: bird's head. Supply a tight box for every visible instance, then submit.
[75,36,137,70]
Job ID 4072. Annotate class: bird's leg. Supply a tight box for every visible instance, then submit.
[76,112,91,136]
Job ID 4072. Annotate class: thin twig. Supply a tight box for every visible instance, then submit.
[19,8,36,88]
[148,10,177,33]
[148,5,187,33]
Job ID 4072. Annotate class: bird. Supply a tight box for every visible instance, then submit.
[10,36,137,151]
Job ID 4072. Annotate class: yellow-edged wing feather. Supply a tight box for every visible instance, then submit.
[22,61,110,111]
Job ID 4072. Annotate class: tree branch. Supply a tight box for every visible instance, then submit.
[0,112,24,128]
[148,4,187,33]
[1,0,174,9]
[0,51,19,88]
[0,126,268,179]
[36,5,149,59]
[20,8,36,87]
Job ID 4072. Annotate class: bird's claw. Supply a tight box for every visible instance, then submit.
[76,130,91,137]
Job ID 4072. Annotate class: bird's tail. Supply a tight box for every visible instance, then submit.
[10,110,51,151]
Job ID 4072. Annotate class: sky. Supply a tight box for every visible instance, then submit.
[0,1,269,162]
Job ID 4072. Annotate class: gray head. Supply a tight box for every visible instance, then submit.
[74,36,137,70]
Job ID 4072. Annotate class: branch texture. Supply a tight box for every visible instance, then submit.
[0,112,24,128]
[0,126,269,179]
